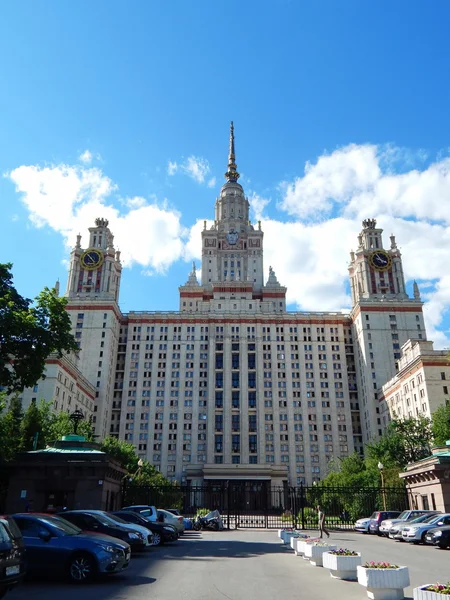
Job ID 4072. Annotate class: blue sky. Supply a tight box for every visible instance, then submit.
[2,1,450,345]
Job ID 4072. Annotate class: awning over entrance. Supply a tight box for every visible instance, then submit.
[186,463,288,485]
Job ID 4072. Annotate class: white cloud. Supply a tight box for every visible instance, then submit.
[248,192,270,221]
[78,150,101,165]
[167,161,178,176]
[167,155,212,185]
[7,163,185,274]
[79,150,93,164]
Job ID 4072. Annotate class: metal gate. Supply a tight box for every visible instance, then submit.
[122,481,409,530]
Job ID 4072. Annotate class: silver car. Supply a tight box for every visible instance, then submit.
[402,513,450,543]
[355,513,376,533]
[380,510,438,537]
[389,512,441,540]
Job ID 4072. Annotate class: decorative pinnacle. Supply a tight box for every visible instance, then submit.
[225,121,240,183]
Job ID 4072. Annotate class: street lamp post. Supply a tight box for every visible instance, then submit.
[378,462,387,511]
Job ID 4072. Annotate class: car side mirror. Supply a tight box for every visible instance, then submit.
[39,529,51,542]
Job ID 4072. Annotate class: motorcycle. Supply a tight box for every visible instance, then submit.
[193,510,222,531]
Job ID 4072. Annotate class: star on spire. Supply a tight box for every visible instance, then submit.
[225,121,240,183]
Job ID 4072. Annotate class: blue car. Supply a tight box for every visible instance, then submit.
[12,514,130,583]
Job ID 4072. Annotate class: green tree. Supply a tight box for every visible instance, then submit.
[45,409,95,444]
[366,415,432,469]
[20,400,43,451]
[0,263,79,392]
[431,403,450,447]
[1,396,24,461]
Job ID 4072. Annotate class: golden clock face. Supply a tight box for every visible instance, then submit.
[80,248,104,270]
[369,250,392,271]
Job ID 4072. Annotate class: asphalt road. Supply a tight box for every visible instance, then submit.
[9,529,450,600]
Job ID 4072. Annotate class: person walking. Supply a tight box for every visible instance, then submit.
[317,505,330,538]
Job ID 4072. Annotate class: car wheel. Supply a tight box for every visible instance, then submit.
[421,532,428,544]
[68,553,96,583]
[152,533,163,546]
[438,542,449,549]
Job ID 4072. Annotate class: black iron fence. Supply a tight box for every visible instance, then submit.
[122,480,409,530]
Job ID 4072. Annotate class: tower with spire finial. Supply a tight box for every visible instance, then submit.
[179,122,286,313]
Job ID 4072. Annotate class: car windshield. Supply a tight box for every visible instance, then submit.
[397,511,409,519]
[409,514,436,524]
[39,516,81,535]
[369,513,379,519]
[83,512,117,527]
[138,509,152,518]
[106,513,128,524]
[426,514,446,524]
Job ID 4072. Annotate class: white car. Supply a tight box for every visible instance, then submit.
[402,513,450,543]
[379,510,437,537]
[157,509,185,534]
[354,514,375,533]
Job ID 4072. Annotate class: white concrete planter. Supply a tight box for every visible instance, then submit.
[414,585,450,600]
[283,531,296,545]
[304,543,337,567]
[323,552,362,580]
[294,537,311,556]
[289,534,307,550]
[280,530,292,543]
[357,566,410,600]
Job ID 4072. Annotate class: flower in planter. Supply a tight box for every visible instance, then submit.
[362,561,399,569]
[329,548,358,556]
[315,542,334,547]
[425,583,450,594]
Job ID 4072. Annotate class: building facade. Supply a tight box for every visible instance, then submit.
[17,353,96,422]
[61,123,428,486]
[379,339,450,430]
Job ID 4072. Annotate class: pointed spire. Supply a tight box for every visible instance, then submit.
[413,280,421,301]
[225,121,240,183]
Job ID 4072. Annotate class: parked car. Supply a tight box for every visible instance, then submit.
[379,510,438,536]
[402,513,450,544]
[121,505,158,522]
[165,509,192,530]
[157,509,185,534]
[11,513,130,583]
[425,525,450,549]
[0,516,25,599]
[389,512,441,540]
[368,511,401,535]
[69,510,153,547]
[354,514,375,533]
[59,510,146,552]
[114,511,178,546]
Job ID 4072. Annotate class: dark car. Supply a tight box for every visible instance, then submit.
[369,511,401,535]
[11,513,130,583]
[113,511,178,546]
[0,516,25,599]
[425,525,450,549]
[60,511,145,552]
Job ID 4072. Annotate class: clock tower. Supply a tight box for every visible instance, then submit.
[65,218,123,438]
[349,219,426,443]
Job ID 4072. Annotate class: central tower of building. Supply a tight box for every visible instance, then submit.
[201,121,264,289]
[180,122,286,314]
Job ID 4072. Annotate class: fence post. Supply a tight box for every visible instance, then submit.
[300,482,305,530]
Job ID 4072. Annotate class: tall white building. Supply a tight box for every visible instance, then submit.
[379,339,450,430]
[61,123,428,486]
